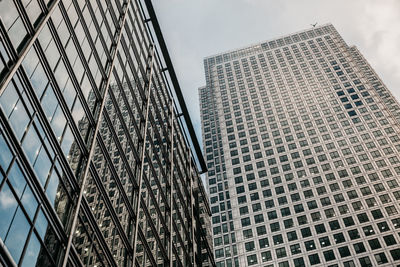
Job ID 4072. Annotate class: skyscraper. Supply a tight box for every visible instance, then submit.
[200,24,400,267]
[0,1,214,266]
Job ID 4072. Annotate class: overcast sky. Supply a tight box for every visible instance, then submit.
[153,0,400,142]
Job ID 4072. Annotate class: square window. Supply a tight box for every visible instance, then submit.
[247,254,258,266]
[368,238,381,250]
[319,236,331,247]
[374,253,388,265]
[392,218,400,228]
[293,257,305,267]
[357,213,369,223]
[273,235,283,245]
[287,231,298,241]
[343,260,356,267]
[290,244,301,255]
[377,221,389,232]
[256,225,267,236]
[343,216,355,227]
[383,235,397,246]
[301,227,312,238]
[359,256,372,266]
[390,248,400,261]
[323,250,336,261]
[245,241,255,252]
[308,254,321,265]
[354,242,366,254]
[363,225,375,236]
[270,222,280,232]
[261,251,272,262]
[315,223,326,234]
[348,229,360,240]
[329,220,340,230]
[276,247,287,258]
[284,219,293,229]
[305,240,316,251]
[339,246,351,257]
[333,233,345,243]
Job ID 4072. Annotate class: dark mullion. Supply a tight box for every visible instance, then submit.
[12,0,37,37]
[143,148,170,212]
[88,162,133,255]
[114,49,146,120]
[85,0,113,66]
[106,80,142,173]
[3,176,57,266]
[97,112,139,209]
[200,226,216,266]
[146,109,168,173]
[0,104,72,264]
[12,68,79,237]
[143,126,168,188]
[148,96,169,158]
[147,77,170,149]
[56,2,96,127]
[118,34,146,101]
[151,69,171,126]
[171,165,191,232]
[171,210,192,267]
[0,0,61,95]
[174,147,191,200]
[0,20,19,64]
[140,150,170,232]
[132,1,151,52]
[171,242,184,267]
[79,199,118,267]
[103,0,119,32]
[121,17,147,87]
[109,64,144,145]
[138,194,169,263]
[33,39,89,182]
[136,224,158,266]
[70,0,106,95]
[80,1,110,81]
[57,1,102,111]
[100,107,140,189]
[68,244,86,266]
[127,7,148,73]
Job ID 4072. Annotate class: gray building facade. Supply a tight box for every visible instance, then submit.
[200,24,400,267]
[0,0,214,266]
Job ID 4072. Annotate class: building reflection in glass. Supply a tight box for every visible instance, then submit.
[0,0,214,266]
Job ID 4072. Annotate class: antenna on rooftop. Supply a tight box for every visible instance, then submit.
[311,22,318,28]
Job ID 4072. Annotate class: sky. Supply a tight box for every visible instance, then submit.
[153,0,400,143]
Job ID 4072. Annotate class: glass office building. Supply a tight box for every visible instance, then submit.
[0,0,214,266]
[200,24,400,266]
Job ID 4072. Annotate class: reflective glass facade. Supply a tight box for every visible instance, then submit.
[200,24,400,267]
[0,0,214,266]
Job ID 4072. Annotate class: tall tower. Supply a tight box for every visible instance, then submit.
[200,24,400,267]
[0,0,214,266]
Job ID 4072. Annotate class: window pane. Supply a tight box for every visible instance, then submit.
[0,81,19,118]
[20,184,38,219]
[21,233,41,267]
[0,183,18,239]
[33,147,52,186]
[22,126,41,164]
[9,98,30,140]
[0,131,13,169]
[4,207,30,262]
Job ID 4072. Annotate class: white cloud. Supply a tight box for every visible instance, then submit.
[153,0,400,139]
[0,190,16,209]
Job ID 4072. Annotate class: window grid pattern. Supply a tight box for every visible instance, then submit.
[0,0,214,266]
[200,23,400,267]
